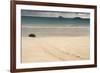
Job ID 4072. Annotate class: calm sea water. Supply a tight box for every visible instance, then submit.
[21,16,90,27]
[21,16,90,37]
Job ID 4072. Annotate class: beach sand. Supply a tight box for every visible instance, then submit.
[22,36,89,63]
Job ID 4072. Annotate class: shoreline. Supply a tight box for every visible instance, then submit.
[21,27,89,37]
[22,25,89,28]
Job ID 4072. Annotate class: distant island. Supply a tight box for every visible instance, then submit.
[58,16,64,19]
[73,17,83,19]
[58,16,84,19]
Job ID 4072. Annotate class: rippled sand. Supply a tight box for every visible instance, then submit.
[22,36,89,63]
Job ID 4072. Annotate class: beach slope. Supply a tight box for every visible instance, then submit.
[22,36,89,63]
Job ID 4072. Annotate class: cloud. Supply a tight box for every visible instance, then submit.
[21,10,90,18]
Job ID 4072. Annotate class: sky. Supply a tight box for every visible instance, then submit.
[21,10,90,19]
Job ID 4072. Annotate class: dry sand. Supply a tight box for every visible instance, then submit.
[22,36,89,63]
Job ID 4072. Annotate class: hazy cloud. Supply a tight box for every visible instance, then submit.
[21,10,90,19]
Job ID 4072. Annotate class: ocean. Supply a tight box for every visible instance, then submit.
[21,16,90,37]
[21,16,90,27]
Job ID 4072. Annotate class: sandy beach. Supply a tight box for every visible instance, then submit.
[22,36,89,63]
[21,10,90,63]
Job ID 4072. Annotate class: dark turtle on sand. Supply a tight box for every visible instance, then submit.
[29,33,36,37]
